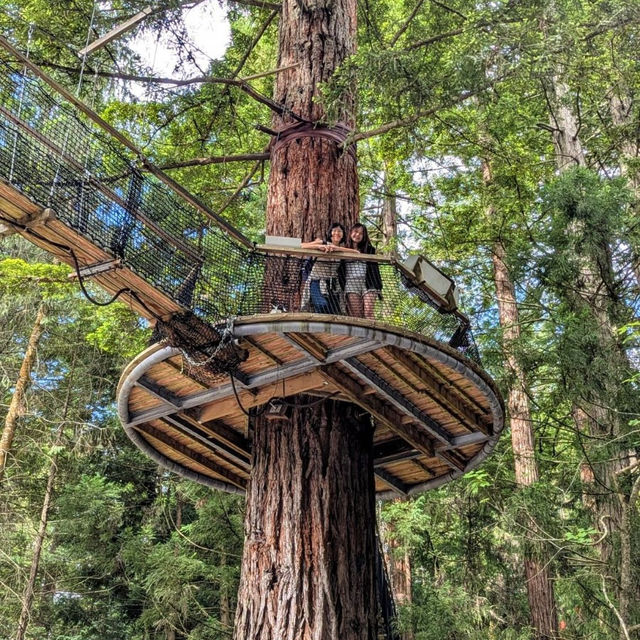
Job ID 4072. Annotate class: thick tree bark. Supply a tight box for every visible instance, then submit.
[234,0,378,633]
[233,398,377,639]
[0,303,46,485]
[266,0,359,241]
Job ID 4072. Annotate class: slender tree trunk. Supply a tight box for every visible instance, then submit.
[15,353,76,640]
[381,506,413,640]
[542,43,640,623]
[233,398,377,639]
[220,552,231,631]
[166,494,182,640]
[609,91,640,289]
[0,303,46,485]
[380,175,398,250]
[481,148,558,638]
[616,470,639,640]
[15,438,59,640]
[547,72,586,170]
[491,231,558,639]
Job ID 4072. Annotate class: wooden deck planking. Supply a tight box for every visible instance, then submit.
[119,314,502,495]
[247,333,308,365]
[145,361,209,398]
[128,385,165,413]
[361,349,471,437]
[356,350,469,439]
[145,419,248,486]
[383,347,488,435]
[416,351,493,419]
[141,427,245,487]
[0,181,183,321]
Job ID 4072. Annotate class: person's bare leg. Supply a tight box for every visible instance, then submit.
[347,293,364,317]
[363,291,377,319]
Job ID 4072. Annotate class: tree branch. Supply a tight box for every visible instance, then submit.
[428,0,467,19]
[213,148,270,218]
[31,60,307,121]
[402,27,464,51]
[231,10,279,78]
[350,80,501,144]
[158,153,270,170]
[389,0,425,47]
[229,0,282,11]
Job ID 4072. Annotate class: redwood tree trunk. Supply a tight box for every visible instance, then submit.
[234,1,379,635]
[233,398,377,639]
[266,0,359,241]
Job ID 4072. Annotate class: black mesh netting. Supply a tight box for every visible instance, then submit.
[0,55,480,367]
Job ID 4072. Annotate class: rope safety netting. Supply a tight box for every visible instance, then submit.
[0,50,479,374]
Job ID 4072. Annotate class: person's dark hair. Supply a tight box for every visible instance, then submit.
[326,222,347,245]
[348,223,374,253]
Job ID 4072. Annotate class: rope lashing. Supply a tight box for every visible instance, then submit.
[270,121,357,160]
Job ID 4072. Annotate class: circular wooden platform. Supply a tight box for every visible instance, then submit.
[117,314,504,498]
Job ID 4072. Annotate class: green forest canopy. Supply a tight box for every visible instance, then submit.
[0,0,639,638]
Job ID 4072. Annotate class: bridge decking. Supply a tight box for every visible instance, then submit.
[0,179,182,321]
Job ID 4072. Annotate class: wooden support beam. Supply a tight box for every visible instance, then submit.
[135,422,247,489]
[325,338,382,362]
[374,439,420,466]
[68,258,122,280]
[367,351,422,394]
[436,449,466,472]
[319,365,435,459]
[387,346,492,435]
[342,357,452,446]
[282,332,327,362]
[197,371,326,423]
[162,415,250,470]
[79,7,153,56]
[447,432,490,449]
[374,469,409,496]
[411,458,436,479]
[133,337,388,427]
[231,368,253,388]
[128,356,316,426]
[242,336,284,365]
[136,375,182,409]
[185,414,251,456]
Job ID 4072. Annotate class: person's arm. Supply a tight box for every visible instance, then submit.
[330,245,360,253]
[300,238,324,249]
